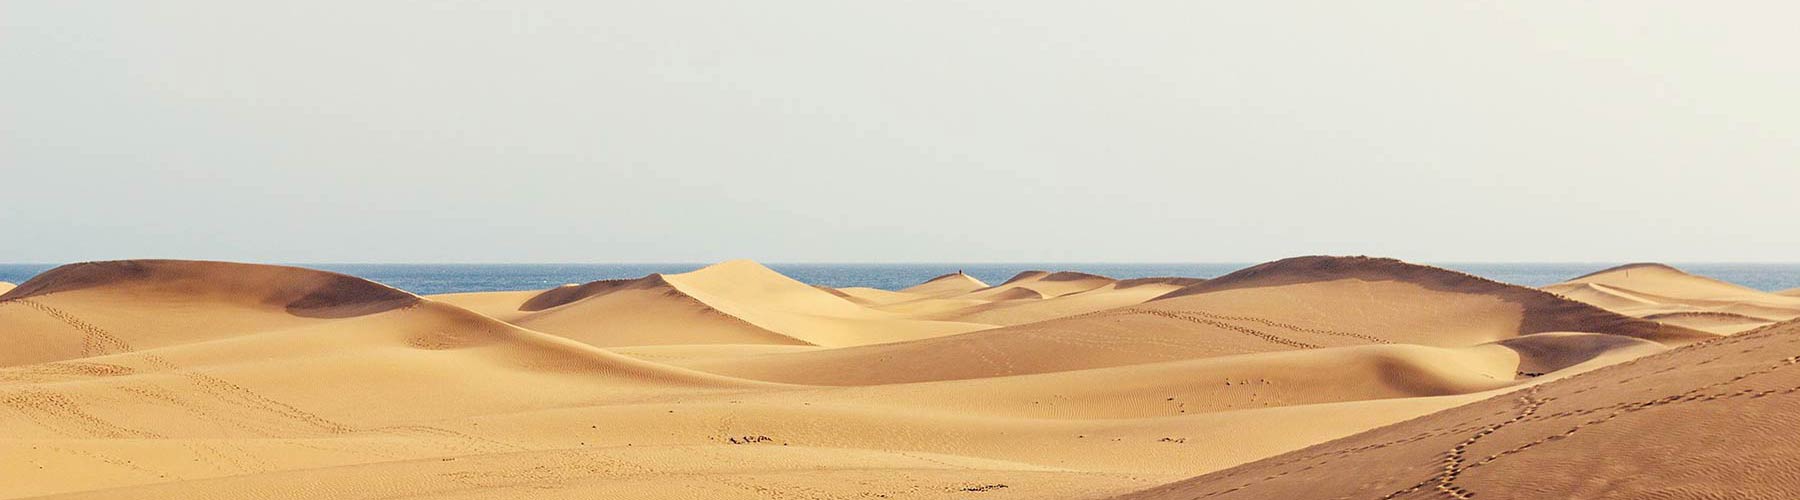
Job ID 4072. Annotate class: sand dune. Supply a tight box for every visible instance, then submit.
[1156,256,1708,345]
[439,264,1203,350]
[0,260,420,367]
[680,257,1704,385]
[1117,317,1800,500]
[959,271,1116,301]
[464,275,815,347]
[0,257,1782,499]
[824,277,1200,328]
[1781,288,1800,297]
[736,337,1662,421]
[0,282,13,294]
[1543,263,1800,334]
[923,279,1203,326]
[434,260,990,347]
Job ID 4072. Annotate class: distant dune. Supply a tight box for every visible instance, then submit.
[681,256,1705,386]
[434,260,990,347]
[0,282,13,294]
[1542,262,1800,334]
[1157,256,1709,344]
[0,257,1786,499]
[899,271,989,297]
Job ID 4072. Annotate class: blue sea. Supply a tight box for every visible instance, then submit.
[2,262,1798,296]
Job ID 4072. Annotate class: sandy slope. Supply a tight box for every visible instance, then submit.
[1116,317,1800,500]
[0,282,13,294]
[1543,263,1800,334]
[1781,288,1800,297]
[0,257,1768,500]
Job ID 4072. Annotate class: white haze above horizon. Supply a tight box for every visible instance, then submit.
[3,2,1797,263]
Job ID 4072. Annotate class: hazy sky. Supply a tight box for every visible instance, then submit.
[3,2,1796,263]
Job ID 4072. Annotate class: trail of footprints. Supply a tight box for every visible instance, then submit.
[1,298,132,357]
[1181,322,1800,499]
[1377,389,1547,500]
[1067,307,1389,350]
[1167,310,1392,345]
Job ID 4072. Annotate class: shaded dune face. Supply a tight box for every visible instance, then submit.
[1115,317,1800,500]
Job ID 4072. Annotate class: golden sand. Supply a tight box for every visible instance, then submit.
[0,258,1786,499]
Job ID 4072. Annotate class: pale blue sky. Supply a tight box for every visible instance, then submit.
[3,2,1796,263]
